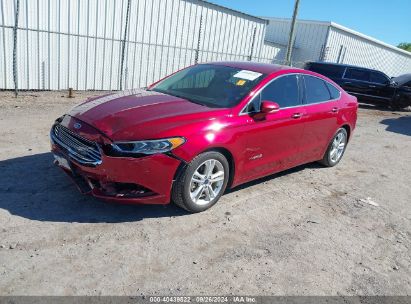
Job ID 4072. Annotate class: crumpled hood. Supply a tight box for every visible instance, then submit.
[68,88,229,141]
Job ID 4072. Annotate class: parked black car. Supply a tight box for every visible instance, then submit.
[304,62,411,110]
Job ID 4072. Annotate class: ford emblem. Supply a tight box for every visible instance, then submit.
[73,122,82,129]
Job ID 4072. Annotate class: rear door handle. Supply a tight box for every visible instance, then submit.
[292,113,302,119]
[331,107,338,113]
[369,85,377,88]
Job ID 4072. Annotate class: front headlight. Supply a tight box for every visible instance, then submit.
[111,137,185,155]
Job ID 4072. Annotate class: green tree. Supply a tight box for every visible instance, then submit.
[397,42,411,52]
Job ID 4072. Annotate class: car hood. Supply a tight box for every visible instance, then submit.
[68,88,229,141]
[392,73,411,86]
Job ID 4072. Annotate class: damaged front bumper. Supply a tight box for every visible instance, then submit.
[50,118,181,205]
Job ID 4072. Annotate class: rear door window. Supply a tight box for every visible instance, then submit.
[369,72,390,84]
[344,68,370,82]
[261,75,301,108]
[303,75,332,104]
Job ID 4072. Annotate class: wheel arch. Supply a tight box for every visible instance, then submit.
[201,147,235,189]
[340,124,351,142]
[320,124,351,161]
[171,146,236,190]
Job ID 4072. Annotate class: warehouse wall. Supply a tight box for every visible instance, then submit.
[3,1,411,91]
[0,0,267,90]
[258,41,286,64]
[264,18,330,67]
[264,18,411,76]
[325,25,411,77]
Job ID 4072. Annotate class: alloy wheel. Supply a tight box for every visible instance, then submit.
[329,131,347,163]
[189,159,225,205]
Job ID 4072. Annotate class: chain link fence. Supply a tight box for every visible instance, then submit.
[0,0,310,95]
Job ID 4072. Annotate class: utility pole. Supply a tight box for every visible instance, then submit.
[13,0,20,97]
[285,0,300,66]
[119,0,131,91]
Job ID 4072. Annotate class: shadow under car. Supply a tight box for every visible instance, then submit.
[0,152,187,223]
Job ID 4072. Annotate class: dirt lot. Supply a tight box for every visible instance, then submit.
[0,91,410,296]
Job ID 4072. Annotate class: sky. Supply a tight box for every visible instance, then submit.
[209,0,411,46]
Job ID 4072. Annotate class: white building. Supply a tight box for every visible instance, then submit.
[264,17,411,77]
[1,1,410,91]
[0,0,268,90]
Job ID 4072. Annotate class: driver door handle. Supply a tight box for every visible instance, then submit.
[292,113,302,119]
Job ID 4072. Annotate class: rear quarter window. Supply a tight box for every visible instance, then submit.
[325,82,341,99]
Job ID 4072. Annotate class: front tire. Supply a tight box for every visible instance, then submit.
[172,151,229,213]
[390,96,409,111]
[319,128,348,167]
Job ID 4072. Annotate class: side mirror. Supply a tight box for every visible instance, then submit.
[260,101,280,113]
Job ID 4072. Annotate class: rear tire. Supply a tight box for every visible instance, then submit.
[319,128,348,167]
[172,151,229,213]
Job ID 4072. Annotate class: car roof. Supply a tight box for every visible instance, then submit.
[306,61,386,74]
[205,61,301,75]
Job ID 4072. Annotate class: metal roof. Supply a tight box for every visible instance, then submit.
[329,22,411,57]
[262,17,331,27]
[263,17,411,57]
[190,1,268,23]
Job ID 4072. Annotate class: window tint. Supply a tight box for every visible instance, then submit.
[304,75,331,103]
[369,72,389,84]
[305,63,345,79]
[344,68,370,82]
[261,75,300,108]
[325,82,341,99]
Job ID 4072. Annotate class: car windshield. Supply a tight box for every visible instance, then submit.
[150,64,266,108]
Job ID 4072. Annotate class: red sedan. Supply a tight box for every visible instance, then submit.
[50,62,358,212]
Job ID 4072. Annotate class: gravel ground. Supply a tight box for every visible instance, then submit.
[0,90,410,296]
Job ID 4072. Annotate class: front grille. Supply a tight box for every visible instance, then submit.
[52,124,102,166]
